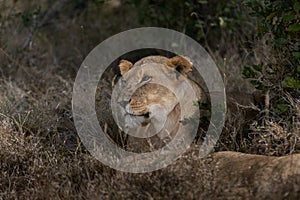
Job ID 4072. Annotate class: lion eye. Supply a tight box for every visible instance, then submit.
[139,75,152,84]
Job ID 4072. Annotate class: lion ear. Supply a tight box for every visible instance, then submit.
[119,60,133,76]
[166,56,193,76]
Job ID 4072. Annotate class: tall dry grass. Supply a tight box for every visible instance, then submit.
[0,0,299,199]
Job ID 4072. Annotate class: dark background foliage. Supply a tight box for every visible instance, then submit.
[0,0,299,199]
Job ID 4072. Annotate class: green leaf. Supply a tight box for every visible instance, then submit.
[243,66,257,78]
[257,23,266,35]
[274,38,289,45]
[252,63,263,71]
[294,2,300,14]
[287,24,300,32]
[297,66,300,73]
[219,17,226,27]
[292,52,300,59]
[266,12,277,20]
[282,76,300,89]
[197,0,208,4]
[282,12,295,21]
[275,104,289,114]
[250,80,258,85]
[255,83,266,91]
[249,80,266,90]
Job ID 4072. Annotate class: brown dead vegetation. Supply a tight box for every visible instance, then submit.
[0,1,299,199]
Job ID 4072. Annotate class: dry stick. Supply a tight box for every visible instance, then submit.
[265,89,270,118]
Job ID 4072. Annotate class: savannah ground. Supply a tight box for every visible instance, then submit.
[0,0,299,199]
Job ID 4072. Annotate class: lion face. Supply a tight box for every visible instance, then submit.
[119,55,194,117]
[125,83,178,116]
[113,55,203,152]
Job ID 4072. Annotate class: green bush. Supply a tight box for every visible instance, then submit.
[125,0,247,44]
[243,0,300,125]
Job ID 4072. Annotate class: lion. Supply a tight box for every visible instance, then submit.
[114,55,208,152]
[119,55,207,111]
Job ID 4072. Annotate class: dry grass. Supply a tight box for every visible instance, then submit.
[0,0,299,199]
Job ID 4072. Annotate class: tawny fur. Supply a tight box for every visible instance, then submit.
[166,56,193,77]
[133,55,169,67]
[118,60,133,76]
[117,55,205,152]
[120,55,193,76]
[127,83,177,116]
[120,56,194,115]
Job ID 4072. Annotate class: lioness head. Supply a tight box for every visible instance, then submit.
[118,56,193,117]
[113,55,202,151]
